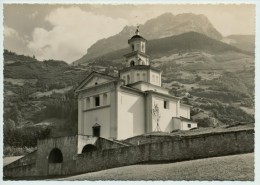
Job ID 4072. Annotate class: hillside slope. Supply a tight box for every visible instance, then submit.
[222,34,255,53]
[60,153,254,181]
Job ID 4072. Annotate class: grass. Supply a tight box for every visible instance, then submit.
[59,153,254,181]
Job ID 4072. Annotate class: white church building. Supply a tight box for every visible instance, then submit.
[75,27,197,140]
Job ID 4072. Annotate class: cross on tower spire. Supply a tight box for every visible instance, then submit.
[135,25,140,35]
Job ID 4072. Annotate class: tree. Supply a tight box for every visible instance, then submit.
[4,119,16,131]
[152,103,161,132]
[10,104,22,126]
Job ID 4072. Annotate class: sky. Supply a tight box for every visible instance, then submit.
[3,4,255,64]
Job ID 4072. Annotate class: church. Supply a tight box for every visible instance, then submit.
[6,27,255,180]
[75,27,197,140]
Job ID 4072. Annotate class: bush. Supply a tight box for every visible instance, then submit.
[4,146,36,156]
[4,127,51,147]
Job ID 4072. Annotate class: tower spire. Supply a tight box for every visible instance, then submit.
[135,25,140,35]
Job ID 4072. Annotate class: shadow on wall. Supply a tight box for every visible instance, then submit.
[128,96,145,136]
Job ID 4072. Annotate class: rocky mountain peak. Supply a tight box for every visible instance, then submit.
[74,12,223,64]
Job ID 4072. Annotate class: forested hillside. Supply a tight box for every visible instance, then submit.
[3,30,255,155]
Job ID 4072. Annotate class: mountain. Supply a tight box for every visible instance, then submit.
[222,35,255,53]
[4,28,255,154]
[86,32,252,66]
[74,13,222,65]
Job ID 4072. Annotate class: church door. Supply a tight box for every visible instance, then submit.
[93,124,101,137]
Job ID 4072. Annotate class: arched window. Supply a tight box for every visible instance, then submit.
[137,73,140,81]
[92,123,101,137]
[131,44,134,51]
[142,44,145,52]
[138,58,142,65]
[82,144,97,153]
[48,148,63,163]
[137,43,140,51]
[130,61,135,66]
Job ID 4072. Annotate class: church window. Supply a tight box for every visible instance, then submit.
[137,43,140,51]
[143,73,146,81]
[132,44,134,51]
[95,96,100,107]
[164,100,169,109]
[188,124,191,128]
[137,73,140,81]
[142,44,144,52]
[156,76,159,83]
[152,75,155,82]
[92,124,101,137]
[130,61,135,66]
[138,58,142,65]
[127,75,130,84]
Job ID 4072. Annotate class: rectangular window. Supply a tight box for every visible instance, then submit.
[164,100,169,109]
[95,96,100,107]
[93,126,100,137]
[188,124,191,128]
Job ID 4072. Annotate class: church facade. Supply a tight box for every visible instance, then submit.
[75,27,197,140]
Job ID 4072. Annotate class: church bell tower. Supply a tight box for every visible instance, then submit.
[124,26,150,67]
[119,26,162,86]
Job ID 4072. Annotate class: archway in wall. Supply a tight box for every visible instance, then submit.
[130,61,135,66]
[82,144,98,153]
[48,148,63,163]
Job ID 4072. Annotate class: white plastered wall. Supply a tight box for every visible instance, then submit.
[181,121,197,130]
[83,107,110,137]
[117,90,145,139]
[149,70,161,86]
[151,96,178,132]
[179,105,190,119]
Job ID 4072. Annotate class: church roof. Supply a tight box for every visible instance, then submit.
[145,90,180,100]
[131,35,144,39]
[119,65,161,73]
[124,50,150,58]
[74,71,121,93]
[128,35,147,43]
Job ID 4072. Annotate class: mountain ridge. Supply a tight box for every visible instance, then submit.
[73,12,223,65]
[222,34,255,53]
[79,31,252,67]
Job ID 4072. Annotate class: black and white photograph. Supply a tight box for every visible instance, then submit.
[1,1,258,182]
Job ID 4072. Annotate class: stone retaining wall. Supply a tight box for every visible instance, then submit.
[4,129,254,179]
